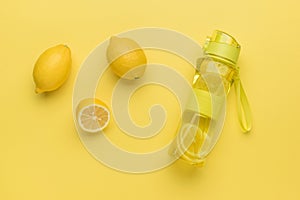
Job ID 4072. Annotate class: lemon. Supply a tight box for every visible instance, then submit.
[76,98,110,133]
[106,36,147,80]
[33,44,72,94]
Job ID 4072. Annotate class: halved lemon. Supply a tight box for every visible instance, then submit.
[76,98,110,133]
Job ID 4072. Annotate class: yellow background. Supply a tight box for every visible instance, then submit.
[1,0,300,199]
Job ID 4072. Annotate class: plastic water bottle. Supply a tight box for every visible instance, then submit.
[170,30,252,166]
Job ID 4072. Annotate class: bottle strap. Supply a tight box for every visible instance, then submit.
[233,75,252,133]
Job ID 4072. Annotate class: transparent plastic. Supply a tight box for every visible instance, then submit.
[170,55,237,166]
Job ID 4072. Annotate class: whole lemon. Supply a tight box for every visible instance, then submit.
[106,36,147,80]
[33,44,72,94]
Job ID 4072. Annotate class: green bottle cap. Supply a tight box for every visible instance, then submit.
[204,30,241,65]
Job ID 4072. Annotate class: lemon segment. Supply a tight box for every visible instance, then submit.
[33,44,72,93]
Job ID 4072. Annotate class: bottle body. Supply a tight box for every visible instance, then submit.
[170,55,237,165]
[196,56,236,95]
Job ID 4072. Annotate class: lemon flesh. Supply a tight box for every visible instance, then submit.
[33,44,72,93]
[106,36,147,80]
[76,98,110,133]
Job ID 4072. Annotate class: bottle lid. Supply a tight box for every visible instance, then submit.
[203,30,241,65]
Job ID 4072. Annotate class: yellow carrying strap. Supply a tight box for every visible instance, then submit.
[233,75,252,133]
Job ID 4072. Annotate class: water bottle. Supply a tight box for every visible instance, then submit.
[170,30,252,166]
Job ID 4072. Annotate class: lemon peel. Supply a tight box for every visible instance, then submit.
[106,36,147,80]
[33,44,71,94]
